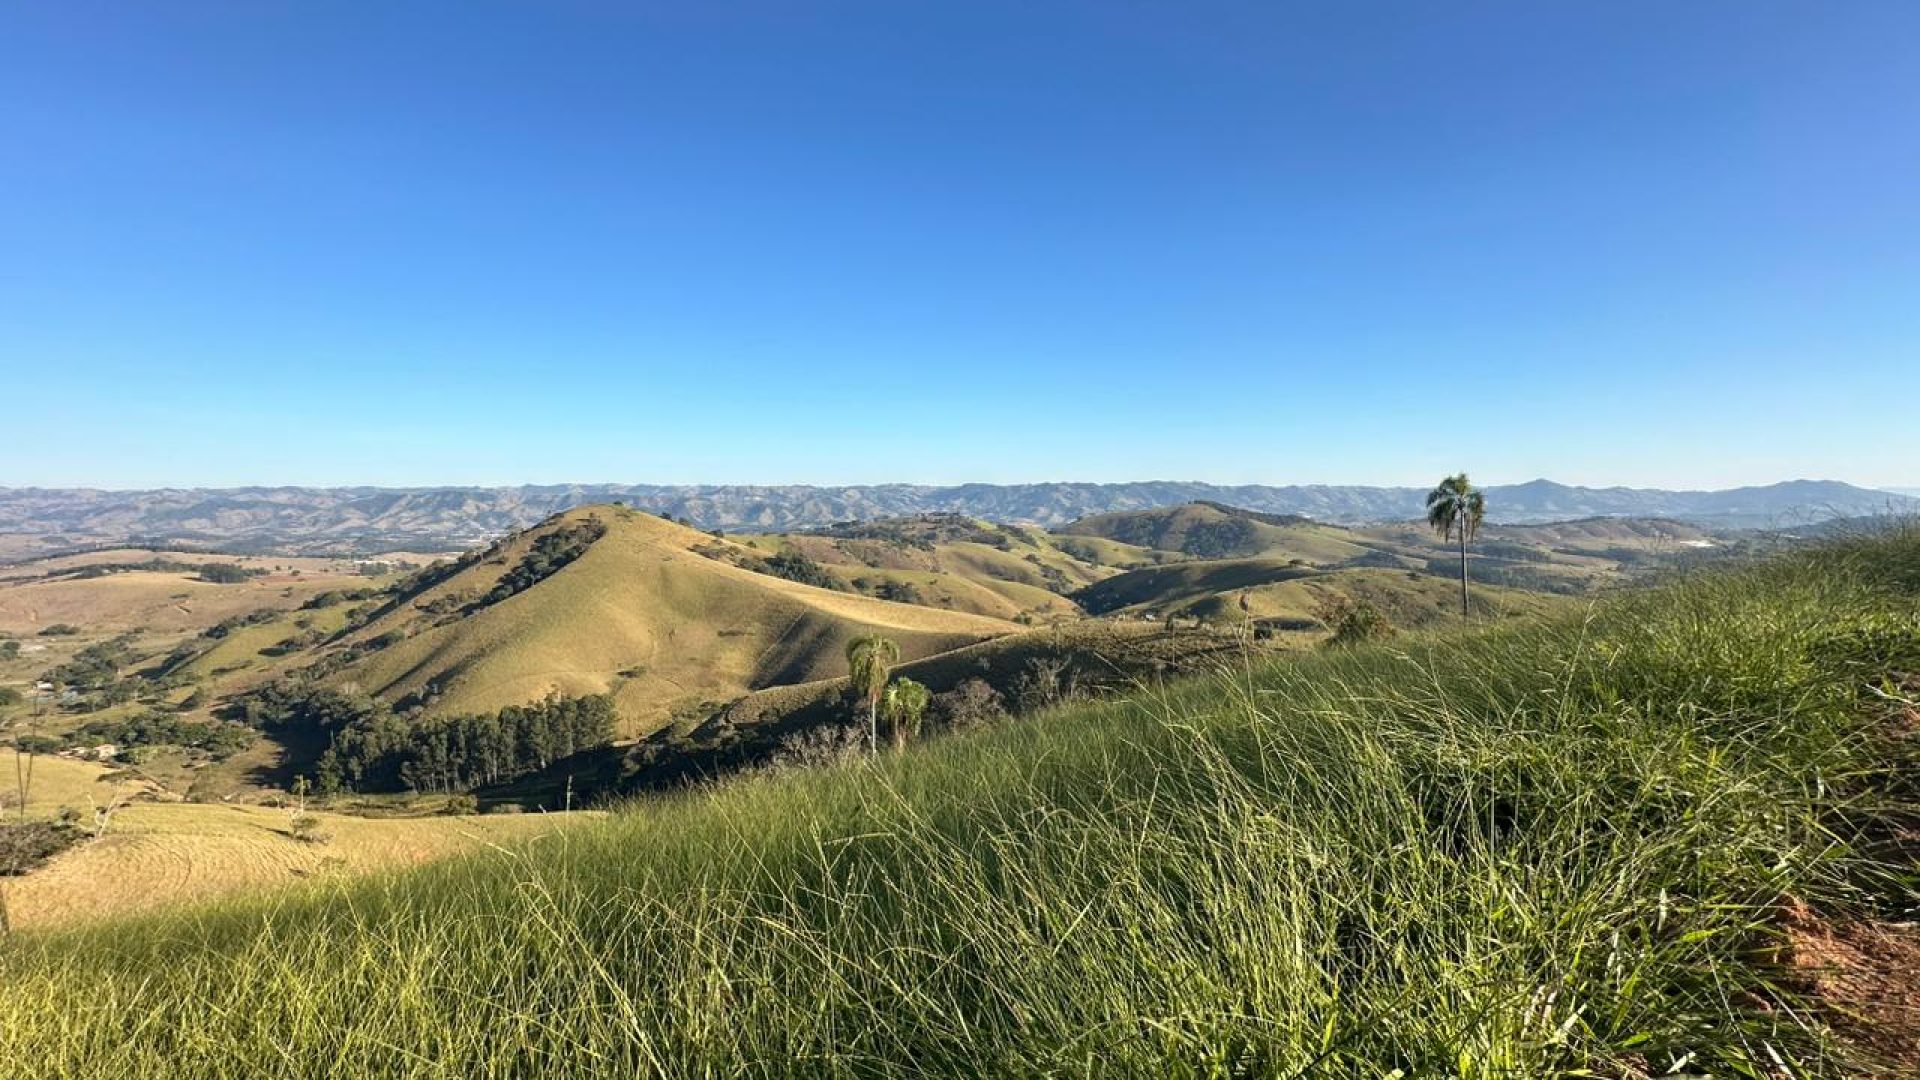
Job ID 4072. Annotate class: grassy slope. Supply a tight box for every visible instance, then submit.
[1075,559,1560,624]
[333,508,1016,733]
[3,529,1915,1076]
[3,757,594,932]
[1,754,162,817]
[745,529,1118,621]
[601,621,1291,793]
[1059,501,1374,563]
[3,802,596,930]
[0,555,368,638]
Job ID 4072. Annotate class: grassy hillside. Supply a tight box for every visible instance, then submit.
[1059,500,1374,563]
[599,621,1287,793]
[1074,558,1559,623]
[3,801,593,930]
[2,528,1915,1076]
[732,516,1128,621]
[0,550,379,638]
[324,507,1016,733]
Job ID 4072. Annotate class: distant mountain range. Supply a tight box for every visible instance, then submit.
[0,480,1911,557]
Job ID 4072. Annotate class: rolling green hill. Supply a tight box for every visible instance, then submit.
[3,527,1914,1075]
[720,515,1134,622]
[314,506,1018,734]
[1058,500,1375,563]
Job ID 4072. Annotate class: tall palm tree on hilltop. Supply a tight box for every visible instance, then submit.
[1427,473,1486,617]
[846,635,900,754]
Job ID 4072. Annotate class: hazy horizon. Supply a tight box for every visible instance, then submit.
[1,476,1912,496]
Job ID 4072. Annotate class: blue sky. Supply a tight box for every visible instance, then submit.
[2,2,1914,490]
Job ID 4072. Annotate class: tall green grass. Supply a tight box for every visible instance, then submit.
[3,529,1917,1078]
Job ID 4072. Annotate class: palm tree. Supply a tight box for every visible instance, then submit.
[845,635,901,754]
[881,678,932,752]
[1426,473,1486,616]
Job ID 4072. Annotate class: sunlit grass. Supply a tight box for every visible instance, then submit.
[2,525,1916,1077]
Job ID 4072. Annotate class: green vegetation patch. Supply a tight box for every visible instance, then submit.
[473,516,608,610]
[0,820,82,877]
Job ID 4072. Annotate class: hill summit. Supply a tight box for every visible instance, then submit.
[310,505,1015,734]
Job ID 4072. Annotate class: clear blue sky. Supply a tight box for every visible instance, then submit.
[3,2,1915,490]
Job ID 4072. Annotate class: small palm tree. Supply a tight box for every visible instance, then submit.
[881,678,932,752]
[1426,473,1486,616]
[845,635,901,754]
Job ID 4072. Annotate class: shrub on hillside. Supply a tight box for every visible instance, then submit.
[1313,593,1395,646]
[0,820,81,876]
[759,548,841,591]
[769,724,866,771]
[934,677,1006,729]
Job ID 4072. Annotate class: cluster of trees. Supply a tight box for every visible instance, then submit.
[299,587,381,610]
[202,608,281,640]
[313,694,614,793]
[475,518,607,608]
[64,710,253,762]
[856,578,924,605]
[845,636,934,752]
[230,681,380,731]
[759,548,841,591]
[55,556,199,580]
[41,635,138,694]
[234,680,614,794]
[196,562,267,584]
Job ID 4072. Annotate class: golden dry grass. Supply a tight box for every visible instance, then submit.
[3,798,598,929]
[1,753,162,818]
[0,555,375,638]
[333,508,1018,733]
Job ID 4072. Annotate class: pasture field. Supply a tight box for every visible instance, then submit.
[3,800,595,930]
[2,756,596,930]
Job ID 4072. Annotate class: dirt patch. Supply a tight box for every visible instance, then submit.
[1779,899,1920,1075]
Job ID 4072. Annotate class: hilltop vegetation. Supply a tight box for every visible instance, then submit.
[1,526,1915,1075]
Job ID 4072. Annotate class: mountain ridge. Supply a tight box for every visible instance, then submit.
[0,479,1911,557]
